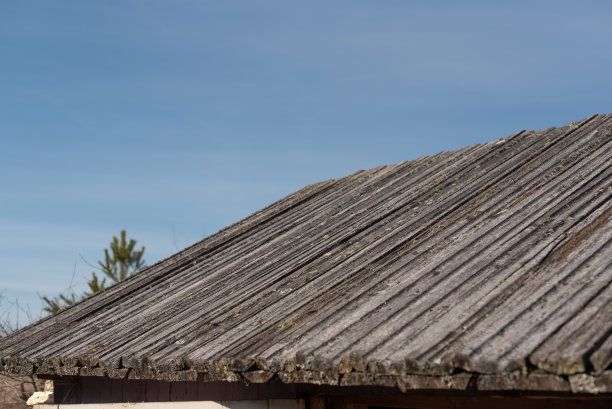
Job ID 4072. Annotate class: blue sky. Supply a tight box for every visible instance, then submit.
[1,1,611,328]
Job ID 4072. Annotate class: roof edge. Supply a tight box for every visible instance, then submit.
[3,356,612,395]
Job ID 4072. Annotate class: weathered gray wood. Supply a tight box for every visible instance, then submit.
[569,371,612,394]
[476,371,570,392]
[2,114,612,394]
[591,333,612,374]
[530,257,612,375]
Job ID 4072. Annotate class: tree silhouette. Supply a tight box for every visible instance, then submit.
[40,230,146,314]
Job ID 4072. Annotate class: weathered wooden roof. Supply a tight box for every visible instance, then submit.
[2,114,611,394]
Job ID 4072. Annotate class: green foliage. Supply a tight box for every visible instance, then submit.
[40,292,77,315]
[83,272,106,298]
[99,230,146,283]
[40,230,146,315]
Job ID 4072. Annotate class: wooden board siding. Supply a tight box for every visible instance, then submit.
[30,397,612,409]
[47,377,307,404]
[35,400,300,409]
[2,114,612,393]
[340,395,612,409]
[37,380,612,409]
[41,377,612,408]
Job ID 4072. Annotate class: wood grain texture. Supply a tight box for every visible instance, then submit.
[2,114,611,393]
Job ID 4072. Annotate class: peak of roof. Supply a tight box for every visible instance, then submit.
[2,113,612,394]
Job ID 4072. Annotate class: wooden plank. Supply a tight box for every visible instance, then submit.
[33,395,612,409]
[269,399,300,409]
[123,379,146,402]
[4,114,612,393]
[310,396,326,409]
[109,378,122,403]
[591,334,612,373]
[344,394,612,409]
[197,381,259,401]
[145,380,160,402]
[37,401,292,409]
[80,376,107,404]
[530,272,612,374]
[53,376,81,404]
[570,371,612,393]
[154,380,171,402]
[171,382,187,401]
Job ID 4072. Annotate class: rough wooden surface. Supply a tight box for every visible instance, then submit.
[39,376,612,406]
[1,114,611,393]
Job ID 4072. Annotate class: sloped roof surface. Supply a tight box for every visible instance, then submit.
[2,114,612,393]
